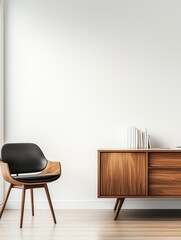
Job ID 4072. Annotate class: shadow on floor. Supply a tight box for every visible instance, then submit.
[117,209,181,221]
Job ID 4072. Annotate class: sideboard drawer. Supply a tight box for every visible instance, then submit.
[149,153,181,167]
[149,169,181,195]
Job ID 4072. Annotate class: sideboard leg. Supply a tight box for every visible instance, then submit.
[114,198,125,220]
[114,198,119,211]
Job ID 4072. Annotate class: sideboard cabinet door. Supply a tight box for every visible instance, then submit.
[100,153,146,196]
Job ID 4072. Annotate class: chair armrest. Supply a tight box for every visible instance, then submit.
[0,161,20,185]
[41,161,61,175]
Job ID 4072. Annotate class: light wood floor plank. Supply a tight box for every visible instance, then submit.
[0,209,181,239]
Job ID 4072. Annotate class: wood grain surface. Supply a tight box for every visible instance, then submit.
[2,209,181,240]
[149,152,181,167]
[149,169,181,195]
[100,153,146,196]
[98,149,181,199]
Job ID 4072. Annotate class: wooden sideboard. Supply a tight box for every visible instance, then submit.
[98,149,181,219]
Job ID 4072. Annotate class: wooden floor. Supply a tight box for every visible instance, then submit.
[1,209,181,239]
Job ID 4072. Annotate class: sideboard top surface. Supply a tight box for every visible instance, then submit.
[98,148,181,153]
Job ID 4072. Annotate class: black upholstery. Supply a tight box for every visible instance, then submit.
[1,143,48,174]
[13,173,60,183]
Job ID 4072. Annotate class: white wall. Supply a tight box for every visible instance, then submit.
[4,0,181,209]
[0,0,4,204]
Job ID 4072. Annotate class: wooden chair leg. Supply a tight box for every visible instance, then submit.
[0,184,13,219]
[114,198,125,220]
[44,184,56,224]
[30,188,34,216]
[20,185,26,228]
[114,198,119,211]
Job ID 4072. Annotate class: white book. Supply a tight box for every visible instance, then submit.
[141,132,144,148]
[138,129,141,148]
[133,126,135,148]
[142,132,145,148]
[130,126,132,148]
[127,126,130,148]
[130,126,133,148]
[134,126,136,148]
[137,129,141,148]
[135,128,138,149]
[139,130,142,148]
[144,129,147,148]
[127,126,131,148]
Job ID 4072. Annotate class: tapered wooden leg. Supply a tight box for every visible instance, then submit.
[0,184,12,219]
[114,198,125,220]
[44,184,56,224]
[114,198,119,211]
[30,188,34,216]
[20,185,26,228]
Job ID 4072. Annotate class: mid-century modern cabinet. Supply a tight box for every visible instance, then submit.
[98,149,181,219]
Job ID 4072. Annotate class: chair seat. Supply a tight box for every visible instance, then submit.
[13,173,60,183]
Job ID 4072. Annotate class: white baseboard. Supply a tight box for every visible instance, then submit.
[4,199,181,209]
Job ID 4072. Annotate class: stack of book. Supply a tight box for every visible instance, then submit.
[127,126,151,149]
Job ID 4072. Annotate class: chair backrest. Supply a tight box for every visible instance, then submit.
[1,143,48,174]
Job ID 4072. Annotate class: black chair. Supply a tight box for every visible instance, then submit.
[0,143,61,227]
